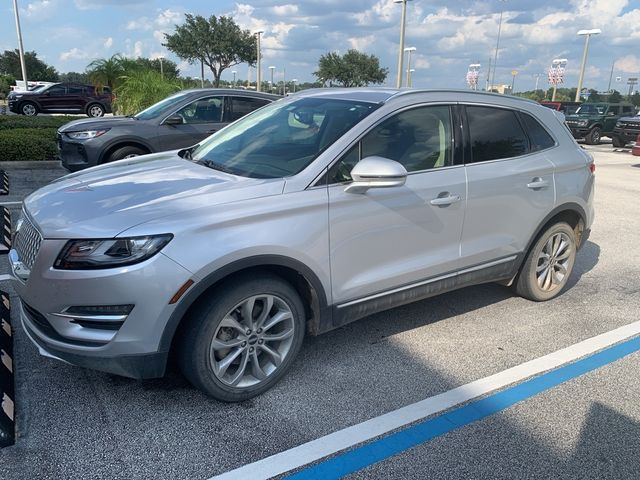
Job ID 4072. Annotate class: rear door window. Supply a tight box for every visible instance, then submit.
[519,112,556,152]
[230,97,270,122]
[465,106,528,162]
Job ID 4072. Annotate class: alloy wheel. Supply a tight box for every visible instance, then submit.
[209,294,296,388]
[22,104,36,116]
[536,232,572,291]
[89,105,104,117]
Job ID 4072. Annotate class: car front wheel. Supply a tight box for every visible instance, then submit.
[585,126,601,145]
[21,102,38,116]
[515,222,577,301]
[87,103,105,117]
[178,273,306,402]
[611,136,626,148]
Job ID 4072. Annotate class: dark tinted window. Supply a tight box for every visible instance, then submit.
[466,106,528,162]
[176,96,224,124]
[520,112,555,152]
[608,106,620,115]
[230,97,270,121]
[622,105,633,114]
[66,85,85,95]
[327,105,452,183]
[46,85,66,95]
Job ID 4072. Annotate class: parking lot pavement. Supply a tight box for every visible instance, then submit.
[0,147,639,480]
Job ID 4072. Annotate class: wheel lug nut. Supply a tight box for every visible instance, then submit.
[258,339,264,344]
[257,328,262,334]
[249,347,254,352]
[241,341,247,347]
[246,329,252,335]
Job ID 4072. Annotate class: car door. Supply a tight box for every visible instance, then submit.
[604,105,620,133]
[38,84,67,112]
[327,104,467,305]
[156,95,229,150]
[460,105,556,268]
[64,85,86,113]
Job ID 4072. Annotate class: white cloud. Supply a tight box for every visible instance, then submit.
[59,48,90,62]
[133,41,143,58]
[271,5,299,16]
[616,55,640,73]
[348,35,375,51]
[21,0,54,19]
[104,37,113,49]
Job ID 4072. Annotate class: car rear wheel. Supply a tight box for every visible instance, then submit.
[585,126,601,145]
[611,136,626,148]
[21,102,38,116]
[515,222,577,302]
[106,145,147,163]
[178,273,305,402]
[87,104,105,118]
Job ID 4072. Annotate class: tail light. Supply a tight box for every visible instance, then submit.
[589,162,596,174]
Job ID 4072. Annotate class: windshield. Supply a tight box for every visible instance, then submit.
[30,85,50,93]
[575,104,605,115]
[134,91,191,120]
[191,97,380,179]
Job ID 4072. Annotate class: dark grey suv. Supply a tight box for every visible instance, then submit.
[58,89,278,171]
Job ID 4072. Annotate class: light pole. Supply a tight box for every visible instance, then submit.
[232,70,237,88]
[292,78,298,93]
[255,30,264,92]
[534,73,542,92]
[408,69,415,88]
[283,67,286,95]
[575,29,601,102]
[394,0,411,88]
[510,69,518,93]
[490,0,507,92]
[158,56,164,79]
[12,0,28,89]
[269,66,276,94]
[404,47,416,87]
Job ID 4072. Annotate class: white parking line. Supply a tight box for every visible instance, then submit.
[210,320,640,480]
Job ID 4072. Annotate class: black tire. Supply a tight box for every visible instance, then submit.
[177,273,306,402]
[86,103,105,117]
[20,102,38,116]
[611,136,626,148]
[106,145,147,163]
[585,126,602,145]
[515,222,577,302]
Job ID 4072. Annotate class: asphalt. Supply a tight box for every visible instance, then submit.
[0,143,639,480]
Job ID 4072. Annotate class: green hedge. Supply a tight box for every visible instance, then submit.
[0,115,78,130]
[0,127,59,161]
[0,115,80,161]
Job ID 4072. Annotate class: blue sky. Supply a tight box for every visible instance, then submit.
[1,0,639,91]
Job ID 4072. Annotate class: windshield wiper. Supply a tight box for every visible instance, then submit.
[198,159,235,174]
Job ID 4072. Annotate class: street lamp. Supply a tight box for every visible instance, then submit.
[575,29,601,102]
[394,0,412,88]
[510,69,518,93]
[12,0,28,90]
[158,56,164,79]
[490,0,507,92]
[255,30,264,92]
[408,69,415,88]
[404,47,416,87]
[292,78,298,93]
[232,70,237,88]
[269,66,276,94]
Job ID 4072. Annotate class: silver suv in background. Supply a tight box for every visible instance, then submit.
[11,89,595,402]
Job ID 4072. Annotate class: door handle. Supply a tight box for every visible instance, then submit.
[207,129,217,134]
[430,193,461,206]
[527,178,549,189]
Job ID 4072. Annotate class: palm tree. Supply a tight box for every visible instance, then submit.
[86,54,126,89]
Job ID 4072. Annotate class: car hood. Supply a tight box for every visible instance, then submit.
[23,151,285,238]
[58,116,142,132]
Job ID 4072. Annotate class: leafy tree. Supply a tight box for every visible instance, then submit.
[0,74,16,98]
[314,49,388,87]
[114,69,182,116]
[135,57,180,78]
[59,71,91,84]
[608,90,623,103]
[86,54,126,88]
[630,91,640,108]
[0,50,58,81]
[164,14,256,87]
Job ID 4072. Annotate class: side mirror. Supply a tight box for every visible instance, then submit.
[163,115,184,126]
[344,156,407,194]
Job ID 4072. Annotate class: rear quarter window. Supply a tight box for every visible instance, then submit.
[466,106,529,162]
[519,112,556,152]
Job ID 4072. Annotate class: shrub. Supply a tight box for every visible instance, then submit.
[0,115,77,130]
[114,69,182,116]
[0,127,58,161]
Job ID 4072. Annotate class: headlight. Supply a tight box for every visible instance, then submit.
[54,234,173,270]
[577,120,588,127]
[616,122,622,128]
[11,94,23,99]
[66,129,110,140]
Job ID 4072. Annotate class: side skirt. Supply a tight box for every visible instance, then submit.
[330,255,520,330]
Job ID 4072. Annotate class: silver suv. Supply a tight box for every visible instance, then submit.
[11,89,595,402]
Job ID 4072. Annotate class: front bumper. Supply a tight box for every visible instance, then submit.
[8,100,19,113]
[11,236,194,379]
[612,128,639,144]
[568,127,590,138]
[58,133,104,171]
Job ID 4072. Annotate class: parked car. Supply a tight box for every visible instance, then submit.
[57,89,279,171]
[611,114,640,147]
[7,82,112,117]
[633,134,640,156]
[11,89,594,401]
[540,101,581,116]
[564,102,636,144]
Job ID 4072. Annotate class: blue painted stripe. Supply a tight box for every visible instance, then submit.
[286,335,640,480]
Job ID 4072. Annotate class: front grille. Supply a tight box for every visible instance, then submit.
[13,212,43,270]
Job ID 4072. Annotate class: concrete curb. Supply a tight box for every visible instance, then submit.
[0,161,62,170]
[0,290,14,448]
